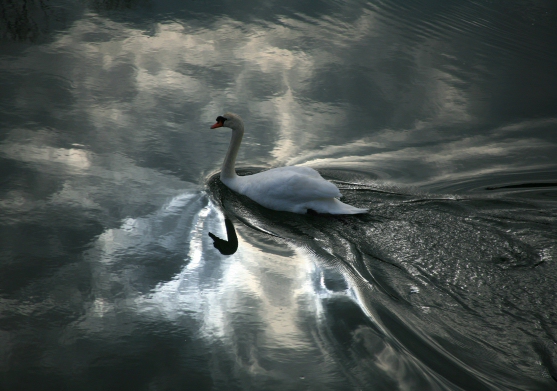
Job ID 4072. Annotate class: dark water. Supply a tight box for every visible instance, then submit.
[1,0,557,390]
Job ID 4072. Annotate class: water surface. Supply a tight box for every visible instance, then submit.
[1,0,557,390]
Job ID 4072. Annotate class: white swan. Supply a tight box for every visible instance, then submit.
[210,113,367,215]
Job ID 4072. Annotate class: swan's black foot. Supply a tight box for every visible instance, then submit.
[208,218,238,255]
[306,208,319,216]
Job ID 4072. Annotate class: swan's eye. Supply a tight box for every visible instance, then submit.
[216,116,227,124]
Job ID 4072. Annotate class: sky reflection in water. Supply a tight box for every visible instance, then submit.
[1,0,557,390]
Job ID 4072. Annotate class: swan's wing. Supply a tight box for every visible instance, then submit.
[255,171,341,202]
[286,174,341,201]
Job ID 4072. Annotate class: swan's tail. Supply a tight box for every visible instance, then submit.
[334,201,368,215]
[342,206,368,214]
[306,198,367,215]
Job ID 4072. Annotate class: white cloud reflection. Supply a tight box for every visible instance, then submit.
[280,116,557,188]
[75,187,432,387]
[0,143,91,172]
[6,8,551,193]
[73,191,349,383]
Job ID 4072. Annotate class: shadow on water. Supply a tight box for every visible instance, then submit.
[206,168,557,391]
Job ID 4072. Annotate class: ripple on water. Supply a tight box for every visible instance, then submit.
[207,168,557,390]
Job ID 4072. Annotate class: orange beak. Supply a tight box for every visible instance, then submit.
[210,121,223,129]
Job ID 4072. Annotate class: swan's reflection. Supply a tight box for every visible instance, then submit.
[208,217,238,255]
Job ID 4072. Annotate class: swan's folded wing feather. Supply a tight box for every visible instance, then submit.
[264,172,341,202]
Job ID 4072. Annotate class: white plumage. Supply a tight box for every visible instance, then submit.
[210,113,367,215]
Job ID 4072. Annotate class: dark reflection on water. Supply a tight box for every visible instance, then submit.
[208,217,238,255]
[486,182,557,190]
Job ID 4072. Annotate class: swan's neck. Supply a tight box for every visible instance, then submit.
[221,124,244,180]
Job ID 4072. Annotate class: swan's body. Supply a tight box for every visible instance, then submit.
[211,113,367,215]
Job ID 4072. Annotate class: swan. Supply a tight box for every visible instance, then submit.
[210,112,367,215]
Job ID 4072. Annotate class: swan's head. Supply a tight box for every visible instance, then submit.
[210,112,243,130]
